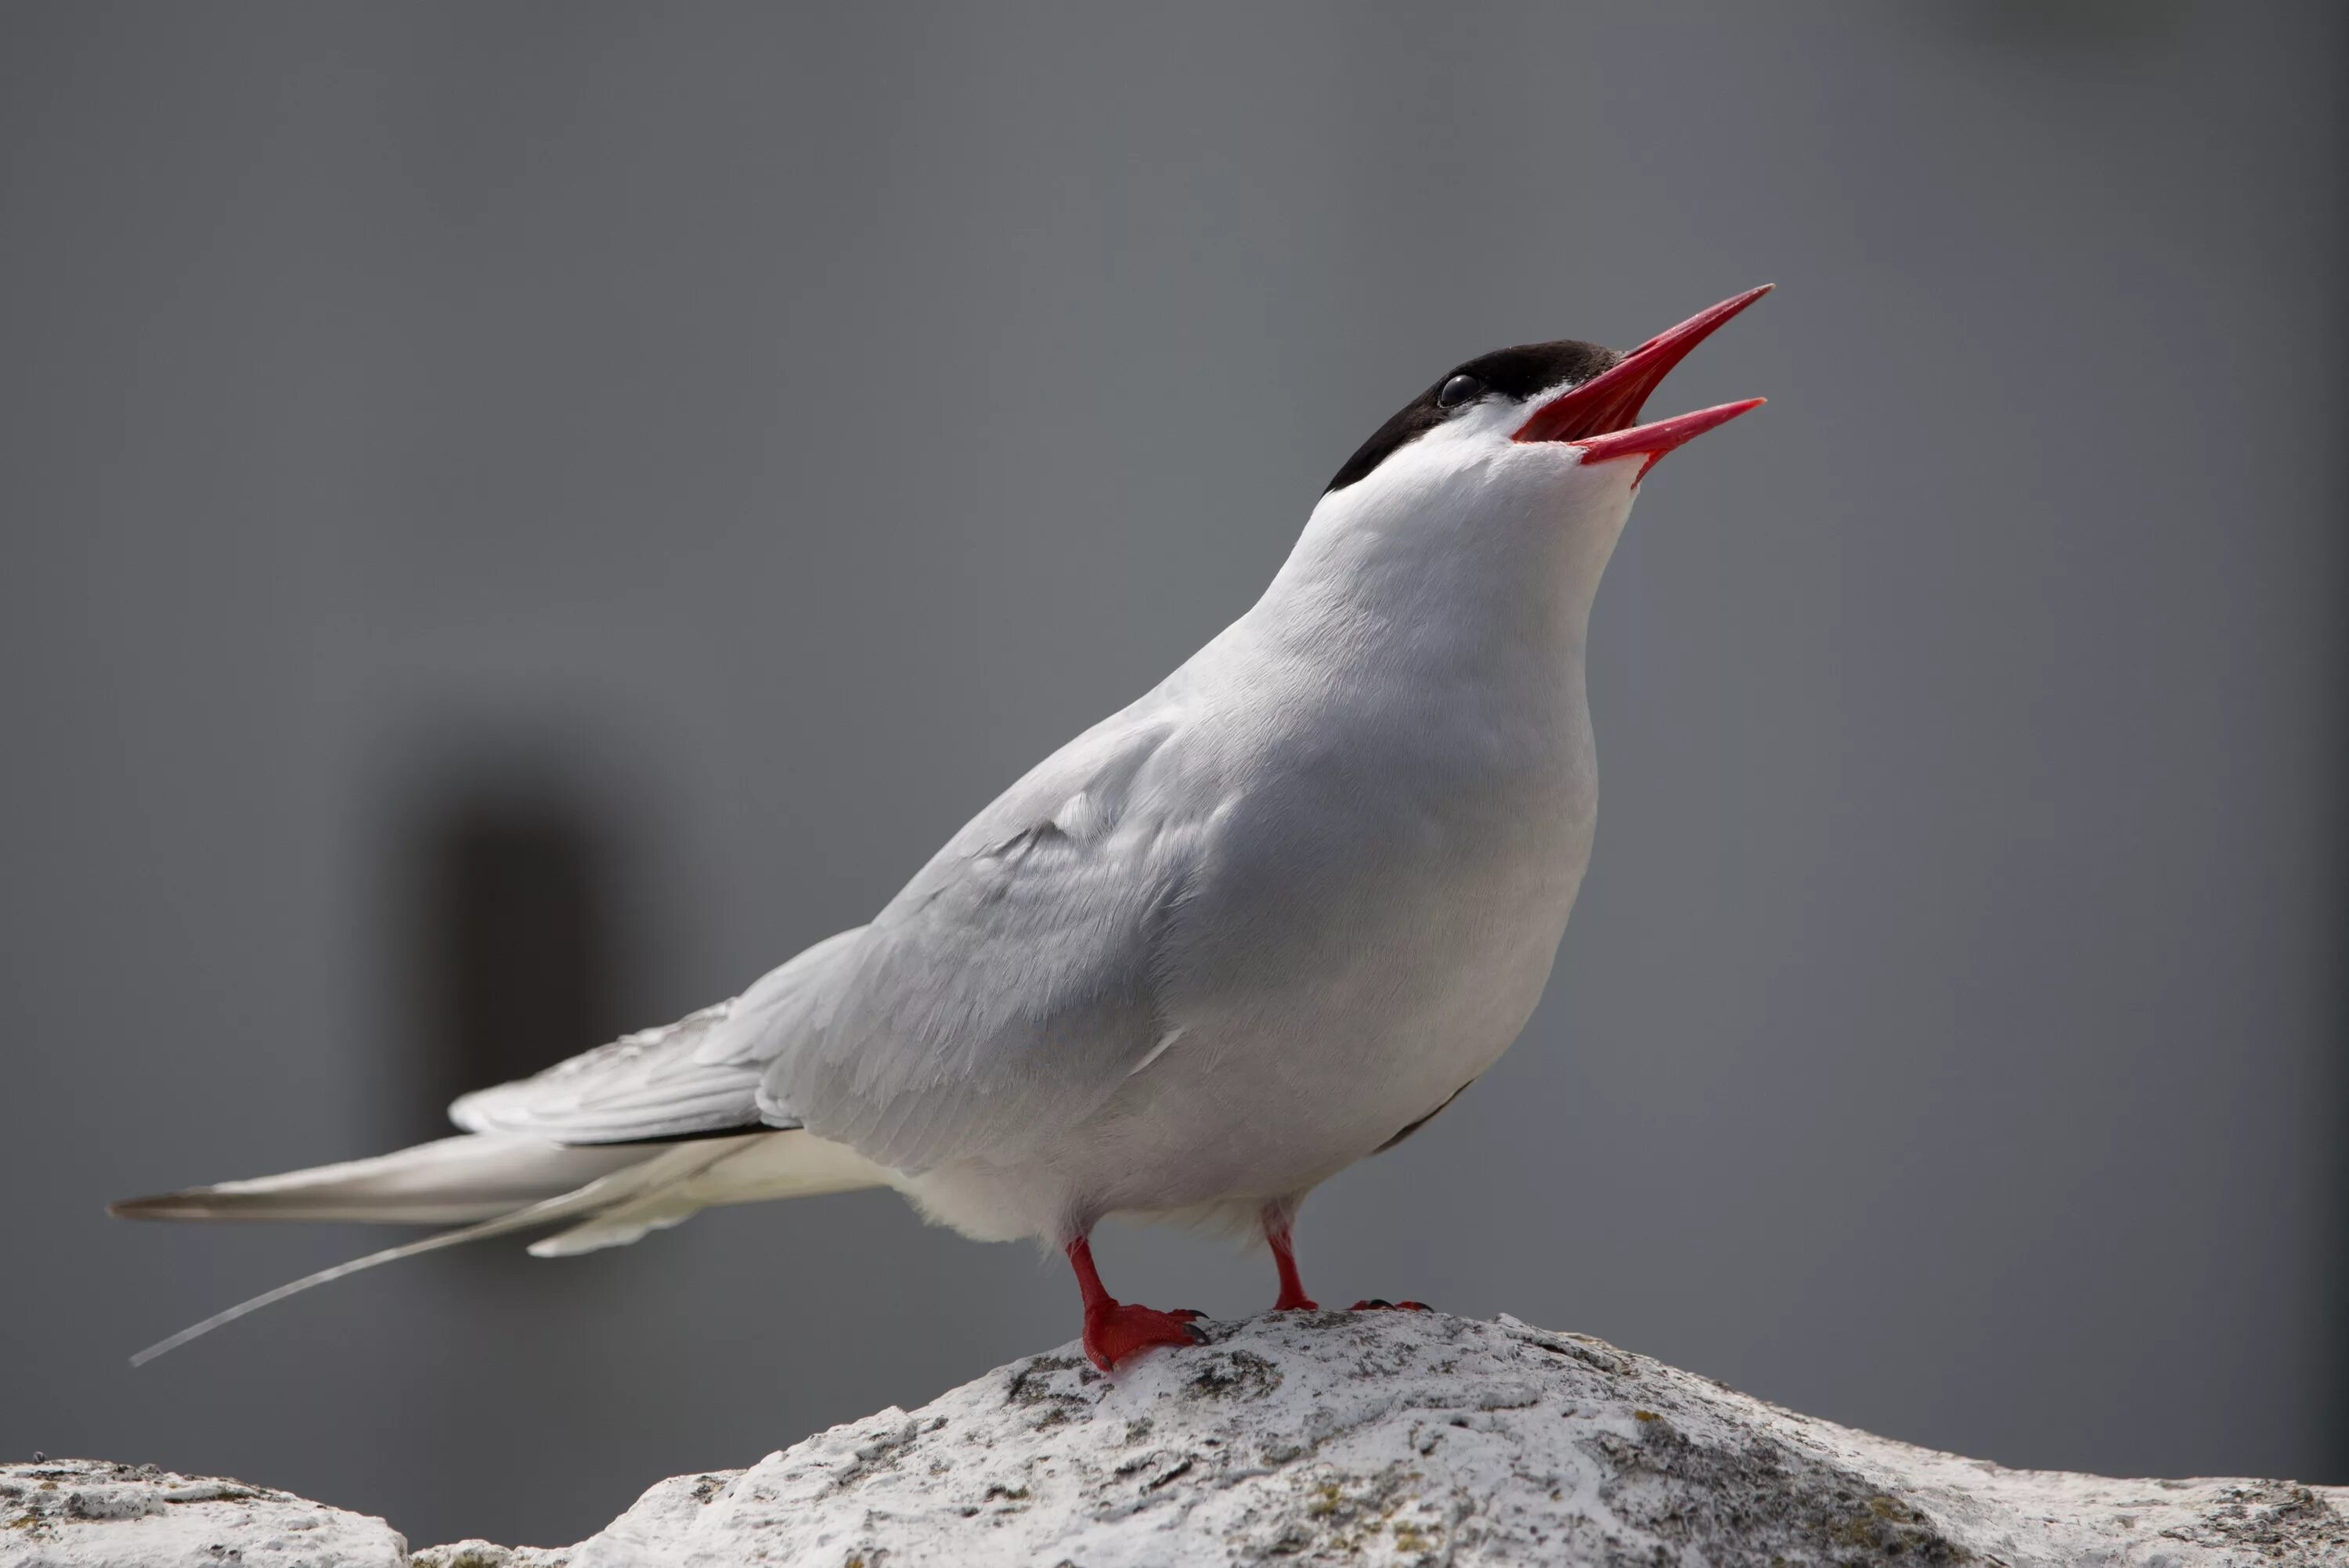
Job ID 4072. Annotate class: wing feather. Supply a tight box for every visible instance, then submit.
[761,711,1203,1173]
[447,702,1214,1175]
[448,1007,763,1142]
[446,928,875,1144]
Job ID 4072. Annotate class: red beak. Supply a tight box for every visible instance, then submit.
[1513,284,1770,483]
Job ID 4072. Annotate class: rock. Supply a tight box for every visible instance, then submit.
[0,1458,406,1568]
[11,1313,2345,1566]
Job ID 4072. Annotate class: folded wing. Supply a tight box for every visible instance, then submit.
[446,928,870,1144]
[761,709,1206,1174]
[402,703,1212,1184]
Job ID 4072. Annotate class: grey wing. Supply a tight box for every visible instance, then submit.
[757,712,1202,1174]
[448,928,870,1144]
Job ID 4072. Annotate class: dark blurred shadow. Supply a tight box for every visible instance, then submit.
[400,780,633,1142]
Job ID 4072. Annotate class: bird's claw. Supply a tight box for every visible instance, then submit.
[1348,1298,1431,1312]
[1083,1301,1210,1370]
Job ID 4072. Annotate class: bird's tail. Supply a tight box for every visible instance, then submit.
[112,1128,893,1364]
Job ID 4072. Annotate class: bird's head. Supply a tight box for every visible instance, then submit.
[1288,287,1769,636]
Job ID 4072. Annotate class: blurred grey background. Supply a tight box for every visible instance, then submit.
[3,0,2343,1550]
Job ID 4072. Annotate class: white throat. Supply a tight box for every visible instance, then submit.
[1248,445,1641,683]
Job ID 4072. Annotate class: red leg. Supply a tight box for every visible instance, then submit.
[1263,1212,1318,1311]
[1066,1235,1204,1372]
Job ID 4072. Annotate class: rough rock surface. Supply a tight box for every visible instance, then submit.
[0,1458,406,1568]
[11,1313,2344,1566]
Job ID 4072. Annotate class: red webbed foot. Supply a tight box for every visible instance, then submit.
[1066,1235,1207,1372]
[1349,1298,1431,1312]
[1081,1301,1207,1372]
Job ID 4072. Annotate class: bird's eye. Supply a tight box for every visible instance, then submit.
[1436,373,1482,409]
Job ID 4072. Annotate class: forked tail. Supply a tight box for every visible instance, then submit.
[113,1128,892,1364]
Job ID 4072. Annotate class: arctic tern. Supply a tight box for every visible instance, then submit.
[117,287,1770,1372]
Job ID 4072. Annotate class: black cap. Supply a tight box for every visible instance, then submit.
[1325,339,1620,494]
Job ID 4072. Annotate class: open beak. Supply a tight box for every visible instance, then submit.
[1514,284,1770,484]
